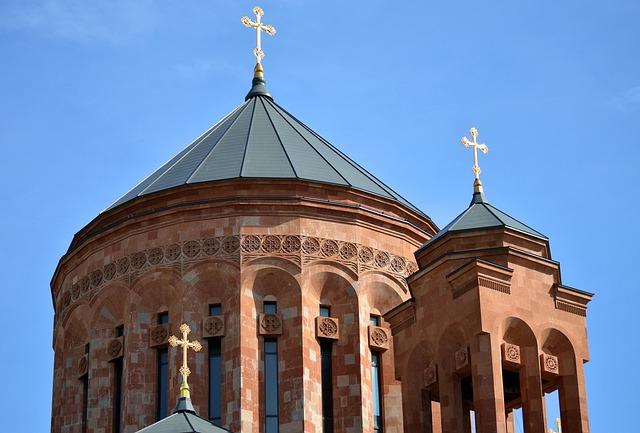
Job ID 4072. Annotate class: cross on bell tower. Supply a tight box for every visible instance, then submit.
[241,6,277,65]
[461,127,489,194]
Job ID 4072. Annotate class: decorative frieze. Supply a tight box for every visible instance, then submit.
[368,325,390,351]
[258,313,282,336]
[315,316,339,340]
[540,353,559,377]
[107,336,124,361]
[149,324,170,348]
[77,354,88,378]
[203,315,225,338]
[454,346,470,373]
[501,343,521,368]
[57,234,419,321]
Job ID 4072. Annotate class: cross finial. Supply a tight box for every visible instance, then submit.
[168,323,202,399]
[241,6,276,66]
[461,127,489,194]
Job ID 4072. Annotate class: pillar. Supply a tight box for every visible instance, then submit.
[470,333,507,433]
[520,346,546,433]
[558,355,589,433]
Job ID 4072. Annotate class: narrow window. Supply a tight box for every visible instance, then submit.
[82,343,90,433]
[320,306,334,433]
[263,301,279,433]
[113,326,124,433]
[209,304,223,426]
[157,312,169,420]
[370,315,383,432]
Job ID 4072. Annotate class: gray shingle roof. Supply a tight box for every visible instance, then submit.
[108,94,425,218]
[421,191,546,249]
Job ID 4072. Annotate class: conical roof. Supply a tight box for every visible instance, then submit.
[421,190,546,249]
[135,397,231,433]
[108,78,425,217]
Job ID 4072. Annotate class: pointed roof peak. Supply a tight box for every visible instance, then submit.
[245,63,273,101]
[469,178,487,206]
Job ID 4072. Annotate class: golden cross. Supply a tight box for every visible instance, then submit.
[168,323,202,399]
[241,6,276,64]
[461,127,489,183]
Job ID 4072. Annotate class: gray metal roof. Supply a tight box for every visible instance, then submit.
[107,93,425,217]
[421,191,546,249]
[135,398,231,433]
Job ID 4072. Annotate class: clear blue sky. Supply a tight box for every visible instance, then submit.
[1,1,638,431]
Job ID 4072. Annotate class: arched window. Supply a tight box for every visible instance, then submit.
[263,301,279,433]
[320,306,334,433]
[113,325,124,433]
[156,312,169,420]
[370,315,384,433]
[208,304,223,426]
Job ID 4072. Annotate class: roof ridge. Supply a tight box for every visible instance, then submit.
[186,100,252,183]
[239,98,258,177]
[260,97,298,178]
[141,104,246,195]
[264,97,348,184]
[484,202,547,238]
[270,100,425,215]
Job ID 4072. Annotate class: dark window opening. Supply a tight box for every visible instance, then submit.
[371,351,383,432]
[321,339,334,433]
[264,338,279,433]
[264,301,277,314]
[82,343,90,433]
[157,311,169,324]
[157,348,169,420]
[115,325,124,337]
[320,306,331,317]
[370,315,380,326]
[209,304,222,316]
[209,337,222,425]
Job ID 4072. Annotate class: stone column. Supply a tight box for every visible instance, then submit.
[558,355,589,433]
[520,346,546,433]
[436,359,466,433]
[506,411,515,433]
[470,333,507,433]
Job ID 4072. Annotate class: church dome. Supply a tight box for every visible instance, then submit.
[108,72,425,219]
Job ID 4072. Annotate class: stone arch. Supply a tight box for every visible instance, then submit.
[129,267,184,314]
[358,271,407,316]
[88,281,130,334]
[500,317,547,432]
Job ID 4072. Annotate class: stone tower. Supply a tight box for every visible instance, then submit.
[50,60,438,433]
[386,183,592,432]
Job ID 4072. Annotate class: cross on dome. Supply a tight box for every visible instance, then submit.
[241,6,277,65]
[168,323,202,400]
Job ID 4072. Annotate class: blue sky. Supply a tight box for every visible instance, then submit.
[0,1,638,431]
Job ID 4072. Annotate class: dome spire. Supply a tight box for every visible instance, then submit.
[241,6,277,100]
[461,127,489,205]
[168,323,202,413]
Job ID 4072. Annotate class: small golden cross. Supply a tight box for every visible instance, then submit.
[168,323,202,399]
[461,127,489,183]
[241,6,277,64]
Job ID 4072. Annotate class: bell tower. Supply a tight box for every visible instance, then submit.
[386,128,592,433]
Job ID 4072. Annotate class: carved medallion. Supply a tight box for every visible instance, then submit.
[80,276,91,293]
[148,247,164,265]
[540,353,559,376]
[390,256,406,273]
[424,363,438,387]
[282,235,301,253]
[149,324,170,347]
[316,316,339,340]
[339,243,357,260]
[71,283,80,300]
[91,269,103,287]
[222,236,240,254]
[165,244,181,261]
[131,252,147,269]
[116,257,130,274]
[202,237,219,255]
[454,346,470,372]
[107,337,124,360]
[242,235,261,252]
[77,354,88,378]
[262,235,281,253]
[368,325,389,350]
[501,343,521,367]
[374,251,390,268]
[320,240,339,257]
[258,313,282,336]
[183,240,201,258]
[302,237,320,254]
[358,246,374,263]
[203,316,225,338]
[104,263,116,280]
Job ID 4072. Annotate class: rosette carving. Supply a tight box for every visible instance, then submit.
[149,323,170,347]
[540,353,559,376]
[107,337,124,361]
[454,346,470,372]
[203,315,225,338]
[368,325,390,350]
[423,363,438,387]
[501,343,521,367]
[315,316,340,340]
[77,354,89,378]
[258,313,282,336]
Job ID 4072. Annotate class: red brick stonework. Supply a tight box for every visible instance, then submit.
[50,179,435,433]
